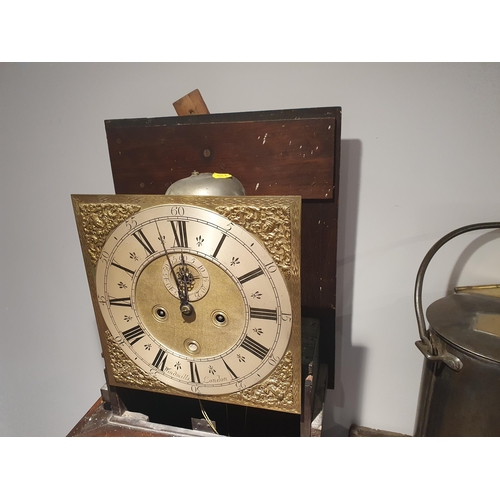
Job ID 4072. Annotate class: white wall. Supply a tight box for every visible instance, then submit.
[1,62,499,436]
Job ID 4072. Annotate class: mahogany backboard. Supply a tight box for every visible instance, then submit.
[105,107,341,387]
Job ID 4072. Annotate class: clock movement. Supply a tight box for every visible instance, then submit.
[72,194,301,415]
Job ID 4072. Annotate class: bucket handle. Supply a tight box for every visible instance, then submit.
[414,222,500,370]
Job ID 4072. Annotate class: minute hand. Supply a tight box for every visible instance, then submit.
[155,222,193,315]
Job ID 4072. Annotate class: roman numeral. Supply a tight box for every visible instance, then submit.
[111,261,134,276]
[241,336,269,360]
[212,233,226,258]
[152,348,168,371]
[132,229,155,255]
[171,221,188,247]
[222,358,237,379]
[190,362,200,383]
[122,325,145,345]
[238,267,264,284]
[250,307,278,321]
[109,297,131,307]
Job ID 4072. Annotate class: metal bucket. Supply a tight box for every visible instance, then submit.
[414,222,500,436]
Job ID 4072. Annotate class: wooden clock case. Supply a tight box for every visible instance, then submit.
[69,105,341,437]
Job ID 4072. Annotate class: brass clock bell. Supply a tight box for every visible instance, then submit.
[165,171,246,196]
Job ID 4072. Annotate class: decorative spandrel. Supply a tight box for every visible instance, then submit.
[79,203,141,265]
[216,203,294,279]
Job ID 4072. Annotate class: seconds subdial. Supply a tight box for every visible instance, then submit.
[162,253,211,302]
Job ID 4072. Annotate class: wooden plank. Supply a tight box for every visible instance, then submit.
[173,89,210,116]
[105,109,339,199]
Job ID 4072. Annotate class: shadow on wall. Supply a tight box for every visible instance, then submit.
[321,138,366,437]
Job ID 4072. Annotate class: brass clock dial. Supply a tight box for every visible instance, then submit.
[73,195,301,414]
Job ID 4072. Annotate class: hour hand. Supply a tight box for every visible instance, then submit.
[170,262,192,316]
[175,252,193,315]
[178,267,194,316]
[155,222,194,316]
[180,301,194,316]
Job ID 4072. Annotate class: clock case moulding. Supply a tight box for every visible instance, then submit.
[70,106,341,437]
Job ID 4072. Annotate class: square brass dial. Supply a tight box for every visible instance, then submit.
[72,194,301,414]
